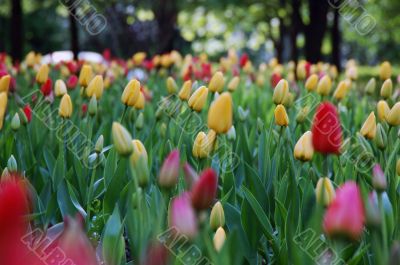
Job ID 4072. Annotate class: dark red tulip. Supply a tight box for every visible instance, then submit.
[191,168,218,210]
[24,104,32,122]
[67,75,78,89]
[141,242,169,265]
[311,102,342,154]
[103,49,111,62]
[239,53,249,68]
[82,103,88,115]
[40,78,52,96]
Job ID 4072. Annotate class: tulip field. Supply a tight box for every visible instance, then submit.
[0,51,400,265]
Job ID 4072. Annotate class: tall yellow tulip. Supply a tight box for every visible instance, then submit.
[121,79,141,106]
[380,79,393,99]
[86,75,104,99]
[377,100,390,121]
[294,131,314,161]
[360,112,376,139]
[59,94,73,118]
[79,64,93,87]
[178,80,192,101]
[274,104,289,127]
[188,86,208,112]
[272,79,289,105]
[0,75,11,93]
[209,71,225,93]
[36,64,49,84]
[386,102,400,126]
[315,177,335,206]
[207,92,232,134]
[379,61,392,80]
[305,74,318,92]
[316,75,332,96]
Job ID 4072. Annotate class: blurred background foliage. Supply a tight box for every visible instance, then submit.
[1,0,400,68]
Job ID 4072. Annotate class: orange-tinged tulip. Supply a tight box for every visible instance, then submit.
[360,112,376,139]
[36,64,49,84]
[79,65,93,87]
[317,75,332,96]
[379,61,392,80]
[207,92,232,134]
[133,92,145,110]
[377,100,390,121]
[305,74,318,92]
[0,92,8,130]
[188,86,208,112]
[208,71,225,93]
[121,79,141,106]
[294,131,314,161]
[59,94,73,118]
[380,79,392,99]
[86,75,103,99]
[178,80,192,101]
[0,75,11,93]
[386,102,400,126]
[316,177,335,206]
[274,104,289,127]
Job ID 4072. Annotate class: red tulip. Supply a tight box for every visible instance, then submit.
[191,168,218,210]
[271,72,282,88]
[141,242,169,265]
[103,49,111,62]
[24,104,32,122]
[169,192,198,239]
[67,75,78,89]
[158,149,180,188]
[311,102,342,154]
[239,53,249,68]
[82,103,88,115]
[323,181,365,240]
[66,61,78,74]
[40,78,53,96]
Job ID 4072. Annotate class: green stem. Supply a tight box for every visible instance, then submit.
[86,163,97,224]
[378,193,388,264]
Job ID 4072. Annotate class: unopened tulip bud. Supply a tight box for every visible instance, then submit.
[169,193,198,239]
[55,79,67,97]
[316,75,332,96]
[294,131,314,162]
[365,78,376,95]
[210,201,225,231]
[121,79,141,106]
[375,123,387,150]
[193,131,207,158]
[377,100,390,121]
[134,92,145,110]
[379,61,392,80]
[360,112,376,140]
[372,164,387,192]
[227,76,240,92]
[305,74,318,92]
[207,92,233,134]
[213,227,226,252]
[386,102,400,126]
[272,79,289,105]
[397,159,400,176]
[79,65,93,87]
[191,168,218,210]
[333,81,348,101]
[158,149,180,188]
[11,113,20,131]
[296,106,310,124]
[316,177,335,206]
[238,106,249,122]
[93,135,103,154]
[178,80,192,101]
[209,71,225,93]
[136,112,144,130]
[0,75,11,93]
[130,139,148,166]
[88,95,97,116]
[188,86,208,112]
[112,122,133,156]
[135,153,150,187]
[59,94,73,118]
[36,64,49,84]
[183,163,199,189]
[86,75,103,99]
[166,76,178,94]
[380,79,393,99]
[227,126,236,141]
[274,104,289,127]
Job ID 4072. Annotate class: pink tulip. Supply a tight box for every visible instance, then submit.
[169,192,198,239]
[183,162,199,189]
[158,149,180,188]
[372,164,387,192]
[191,168,218,211]
[323,181,365,240]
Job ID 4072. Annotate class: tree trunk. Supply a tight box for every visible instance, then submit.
[69,6,79,59]
[305,0,329,63]
[154,0,178,54]
[331,6,341,72]
[10,0,23,62]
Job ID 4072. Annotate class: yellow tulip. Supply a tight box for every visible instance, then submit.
[130,139,148,166]
[59,94,73,118]
[166,76,178,94]
[315,177,335,207]
[79,64,93,87]
[365,78,376,95]
[0,75,11,93]
[112,122,133,156]
[333,81,348,101]
[133,92,145,110]
[178,80,192,101]
[25,51,36,67]
[380,79,392,99]
[386,102,400,126]
[208,71,225,93]
[213,227,226,252]
[377,100,390,121]
[360,112,377,139]
[86,75,104,99]
[305,74,318,92]
[36,64,49,84]
[133,52,146,65]
[396,159,400,176]
[329,65,338,80]
[0,92,8,130]
[207,92,233,134]
[55,79,67,97]
[227,76,240,92]
[379,61,392,80]
[193,131,207,158]
[294,131,314,161]
[188,86,208,112]
[121,79,141,106]
[316,75,332,96]
[256,74,265,87]
[272,79,289,105]
[296,62,306,80]
[274,104,289,127]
